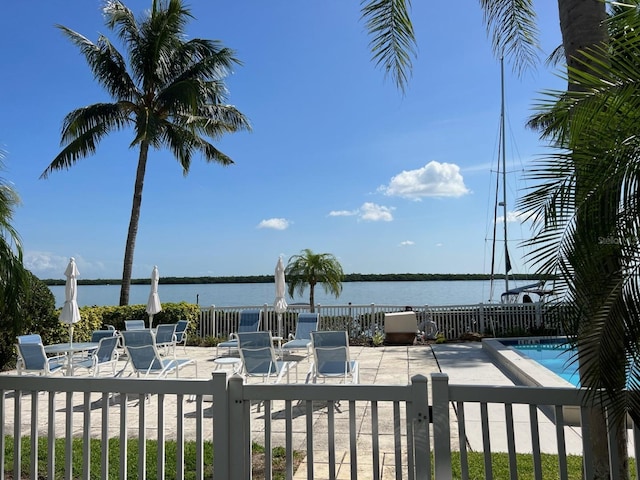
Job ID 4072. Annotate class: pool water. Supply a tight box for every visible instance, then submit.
[507,340,580,387]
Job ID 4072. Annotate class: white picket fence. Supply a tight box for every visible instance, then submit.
[0,371,634,479]
[197,302,552,341]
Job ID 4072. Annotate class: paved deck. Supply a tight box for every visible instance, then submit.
[3,341,586,478]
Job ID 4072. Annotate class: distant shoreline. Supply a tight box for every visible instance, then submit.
[42,273,551,286]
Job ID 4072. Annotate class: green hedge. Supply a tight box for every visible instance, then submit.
[65,302,201,342]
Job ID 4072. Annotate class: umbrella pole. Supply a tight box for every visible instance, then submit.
[69,324,73,346]
[277,313,283,339]
[148,315,153,329]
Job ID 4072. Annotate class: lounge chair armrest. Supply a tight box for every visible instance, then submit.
[288,333,295,340]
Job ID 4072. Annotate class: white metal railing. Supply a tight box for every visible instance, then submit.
[198,302,558,341]
[0,372,635,479]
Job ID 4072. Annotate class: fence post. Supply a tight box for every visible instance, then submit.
[227,374,250,479]
[212,372,229,479]
[410,375,431,479]
[210,305,216,338]
[262,303,270,332]
[431,373,453,480]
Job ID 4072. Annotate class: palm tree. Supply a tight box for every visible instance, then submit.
[361,2,622,477]
[523,4,640,473]
[285,249,344,313]
[42,0,251,305]
[0,150,30,342]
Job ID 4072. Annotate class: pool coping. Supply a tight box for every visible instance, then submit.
[482,337,581,425]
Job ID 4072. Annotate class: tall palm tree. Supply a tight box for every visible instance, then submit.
[524,3,640,471]
[285,249,344,313]
[362,2,624,477]
[42,0,251,305]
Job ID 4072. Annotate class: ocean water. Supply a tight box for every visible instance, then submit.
[48,279,510,308]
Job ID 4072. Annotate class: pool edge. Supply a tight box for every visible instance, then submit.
[482,337,581,426]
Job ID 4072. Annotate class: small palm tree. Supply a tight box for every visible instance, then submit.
[285,249,344,313]
[42,0,250,305]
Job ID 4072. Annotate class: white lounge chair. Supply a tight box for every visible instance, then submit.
[237,331,296,384]
[124,319,146,330]
[154,323,177,356]
[307,330,359,384]
[121,330,196,378]
[15,341,66,376]
[73,336,120,376]
[281,312,319,358]
[216,309,262,356]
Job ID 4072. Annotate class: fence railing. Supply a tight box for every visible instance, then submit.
[197,302,556,340]
[0,372,634,479]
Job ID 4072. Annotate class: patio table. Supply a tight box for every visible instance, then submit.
[44,342,99,376]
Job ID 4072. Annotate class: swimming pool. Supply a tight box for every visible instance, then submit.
[482,337,582,425]
[501,339,580,387]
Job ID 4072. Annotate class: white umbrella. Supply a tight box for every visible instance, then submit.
[59,257,81,345]
[146,265,162,328]
[274,256,288,338]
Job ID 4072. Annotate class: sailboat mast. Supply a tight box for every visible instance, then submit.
[500,57,509,294]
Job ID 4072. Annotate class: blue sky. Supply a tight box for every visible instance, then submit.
[0,1,563,281]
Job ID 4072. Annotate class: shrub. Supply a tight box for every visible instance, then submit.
[66,302,201,342]
[0,271,61,370]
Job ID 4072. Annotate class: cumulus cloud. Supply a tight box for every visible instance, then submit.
[496,210,532,224]
[24,252,104,278]
[360,202,394,222]
[379,161,470,200]
[328,203,394,222]
[257,218,290,230]
[328,210,358,217]
[25,251,71,277]
[399,240,415,246]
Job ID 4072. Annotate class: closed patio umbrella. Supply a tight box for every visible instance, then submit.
[59,257,81,345]
[274,257,288,338]
[146,265,162,328]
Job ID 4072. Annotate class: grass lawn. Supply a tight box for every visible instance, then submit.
[4,436,635,479]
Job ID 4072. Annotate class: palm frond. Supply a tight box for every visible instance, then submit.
[478,0,540,74]
[360,0,416,93]
[56,26,137,100]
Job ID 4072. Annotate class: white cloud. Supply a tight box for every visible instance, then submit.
[329,203,394,222]
[257,218,290,230]
[359,202,394,222]
[328,210,358,217]
[379,161,470,200]
[399,240,415,246]
[24,252,105,279]
[25,251,71,278]
[496,210,532,224]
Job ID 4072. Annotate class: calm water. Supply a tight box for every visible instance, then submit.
[48,280,507,309]
[511,341,580,387]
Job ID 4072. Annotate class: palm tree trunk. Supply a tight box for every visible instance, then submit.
[558,1,627,478]
[309,283,315,313]
[119,142,150,306]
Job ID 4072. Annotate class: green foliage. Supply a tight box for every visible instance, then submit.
[49,302,200,343]
[5,435,300,479]
[4,435,622,479]
[372,330,385,347]
[0,271,61,371]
